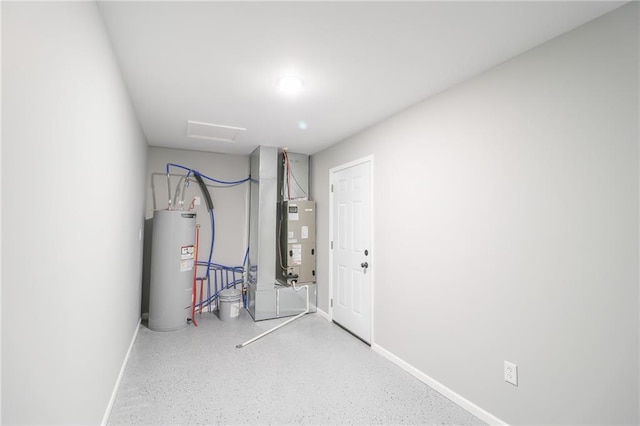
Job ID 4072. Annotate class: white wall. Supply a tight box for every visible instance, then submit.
[2,2,147,424]
[144,147,250,314]
[311,3,639,425]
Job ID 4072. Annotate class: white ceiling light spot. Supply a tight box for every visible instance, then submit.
[298,121,308,130]
[278,76,303,95]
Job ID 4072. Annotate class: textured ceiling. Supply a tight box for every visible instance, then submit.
[98,1,625,155]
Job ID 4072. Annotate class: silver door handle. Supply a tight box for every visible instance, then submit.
[361,262,369,269]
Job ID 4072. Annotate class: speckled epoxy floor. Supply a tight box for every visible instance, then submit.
[108,311,486,425]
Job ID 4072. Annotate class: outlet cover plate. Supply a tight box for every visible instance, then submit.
[504,361,518,386]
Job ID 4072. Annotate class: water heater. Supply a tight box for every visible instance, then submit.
[149,210,196,331]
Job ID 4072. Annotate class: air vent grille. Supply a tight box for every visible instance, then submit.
[186,120,246,143]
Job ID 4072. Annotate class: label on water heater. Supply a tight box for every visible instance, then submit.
[180,260,194,272]
[180,245,195,272]
[181,246,195,258]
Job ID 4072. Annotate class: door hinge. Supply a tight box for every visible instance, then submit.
[331,298,333,308]
[331,184,334,193]
[331,241,333,249]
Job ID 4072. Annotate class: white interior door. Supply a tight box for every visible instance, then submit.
[331,159,372,343]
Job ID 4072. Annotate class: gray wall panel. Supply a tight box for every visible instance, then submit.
[311,4,639,424]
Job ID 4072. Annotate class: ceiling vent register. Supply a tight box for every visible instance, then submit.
[186,120,246,143]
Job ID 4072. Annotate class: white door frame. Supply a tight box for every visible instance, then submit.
[328,155,374,345]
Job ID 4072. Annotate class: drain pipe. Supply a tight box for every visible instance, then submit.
[236,282,309,348]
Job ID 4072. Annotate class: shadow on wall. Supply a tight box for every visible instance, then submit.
[141,218,153,316]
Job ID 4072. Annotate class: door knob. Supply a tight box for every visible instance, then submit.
[361,262,369,269]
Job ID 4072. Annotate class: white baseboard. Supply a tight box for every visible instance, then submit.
[371,343,507,426]
[315,308,331,321]
[101,317,141,426]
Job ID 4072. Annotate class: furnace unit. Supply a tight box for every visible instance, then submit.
[279,200,316,285]
[246,146,317,320]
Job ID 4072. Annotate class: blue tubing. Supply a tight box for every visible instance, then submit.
[195,279,244,308]
[194,255,248,310]
[166,163,250,186]
[165,160,252,313]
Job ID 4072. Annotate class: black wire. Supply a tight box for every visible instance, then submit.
[193,172,214,212]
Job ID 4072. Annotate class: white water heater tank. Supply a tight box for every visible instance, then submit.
[149,210,196,331]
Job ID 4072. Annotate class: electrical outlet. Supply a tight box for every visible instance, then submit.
[504,361,518,386]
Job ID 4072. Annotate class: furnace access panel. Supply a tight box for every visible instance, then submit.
[280,200,316,285]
